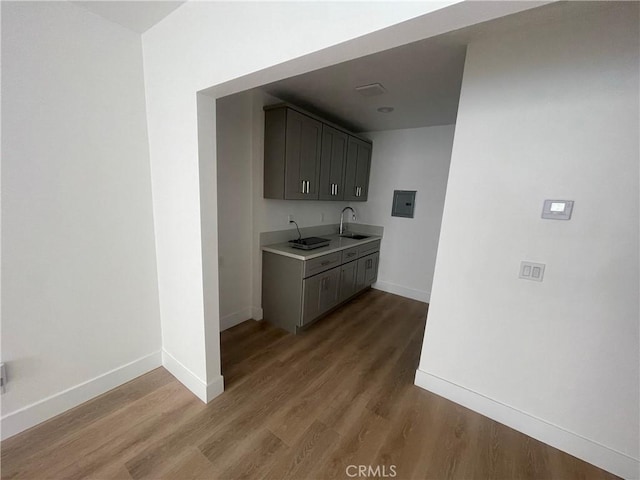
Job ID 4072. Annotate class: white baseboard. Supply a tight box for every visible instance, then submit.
[252,306,263,321]
[220,307,253,331]
[161,350,208,402]
[373,280,430,303]
[1,351,162,440]
[414,369,639,479]
[161,350,224,403]
[206,375,225,401]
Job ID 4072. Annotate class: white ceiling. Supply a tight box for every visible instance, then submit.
[73,1,186,33]
[261,38,467,133]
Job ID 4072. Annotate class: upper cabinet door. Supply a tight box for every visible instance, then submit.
[344,137,372,202]
[264,104,371,201]
[284,109,322,200]
[318,125,348,201]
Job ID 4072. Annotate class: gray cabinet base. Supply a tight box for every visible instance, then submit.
[262,247,379,335]
[294,286,372,334]
[262,252,304,334]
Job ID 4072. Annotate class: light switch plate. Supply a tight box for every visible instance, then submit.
[519,261,545,282]
[0,363,6,394]
[542,200,574,220]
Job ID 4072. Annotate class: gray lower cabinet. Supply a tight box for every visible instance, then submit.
[338,260,357,302]
[262,240,380,334]
[356,252,379,291]
[302,267,340,325]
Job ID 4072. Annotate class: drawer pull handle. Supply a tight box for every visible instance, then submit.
[321,261,331,266]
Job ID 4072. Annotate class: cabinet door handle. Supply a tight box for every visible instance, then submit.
[306,181,310,194]
[335,184,338,195]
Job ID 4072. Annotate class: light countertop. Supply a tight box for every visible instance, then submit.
[262,234,382,261]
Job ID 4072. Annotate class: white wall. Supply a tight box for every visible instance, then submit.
[249,91,354,317]
[218,96,456,328]
[217,89,353,327]
[196,93,224,401]
[358,126,455,302]
[141,0,548,401]
[417,4,639,478]
[1,1,161,438]
[216,93,254,331]
[142,1,469,391]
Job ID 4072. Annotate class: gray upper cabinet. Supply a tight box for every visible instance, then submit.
[264,107,322,200]
[344,137,372,202]
[264,104,372,201]
[318,125,347,201]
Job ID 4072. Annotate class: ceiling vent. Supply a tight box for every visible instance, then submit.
[355,83,387,97]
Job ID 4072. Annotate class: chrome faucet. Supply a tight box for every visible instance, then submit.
[339,207,356,235]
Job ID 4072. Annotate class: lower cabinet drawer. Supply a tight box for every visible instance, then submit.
[357,240,380,258]
[341,247,359,263]
[304,251,342,278]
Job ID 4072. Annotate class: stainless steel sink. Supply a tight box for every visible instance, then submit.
[340,233,370,240]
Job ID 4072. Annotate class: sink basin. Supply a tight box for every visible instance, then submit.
[340,233,370,240]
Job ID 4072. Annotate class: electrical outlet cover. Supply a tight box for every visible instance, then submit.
[519,261,545,282]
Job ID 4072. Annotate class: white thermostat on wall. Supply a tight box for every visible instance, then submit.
[542,199,574,220]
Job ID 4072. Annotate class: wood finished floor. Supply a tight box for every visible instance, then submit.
[2,290,618,480]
